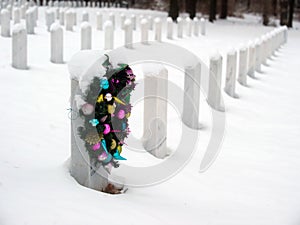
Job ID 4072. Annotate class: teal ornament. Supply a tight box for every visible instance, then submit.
[113,151,127,160]
[100,78,109,90]
[122,122,126,131]
[89,119,99,126]
[101,139,109,154]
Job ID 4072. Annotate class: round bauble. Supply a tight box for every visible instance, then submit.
[82,103,94,115]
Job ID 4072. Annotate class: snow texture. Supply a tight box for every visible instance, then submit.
[0,6,300,225]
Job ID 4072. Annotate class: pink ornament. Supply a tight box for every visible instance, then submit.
[81,103,94,115]
[103,124,111,134]
[117,110,125,119]
[98,151,107,161]
[92,142,100,151]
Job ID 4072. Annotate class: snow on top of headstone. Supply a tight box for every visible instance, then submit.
[227,48,236,55]
[50,22,61,31]
[200,17,205,22]
[239,43,248,51]
[141,18,148,25]
[177,17,182,22]
[167,17,172,22]
[154,17,161,23]
[186,17,191,22]
[1,8,9,13]
[104,20,112,28]
[193,17,198,21]
[124,18,131,26]
[142,63,166,76]
[80,21,91,29]
[254,38,262,46]
[210,51,222,61]
[12,23,25,33]
[68,50,129,93]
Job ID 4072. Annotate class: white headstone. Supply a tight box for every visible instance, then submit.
[193,17,199,36]
[185,17,192,37]
[65,9,73,31]
[247,42,256,78]
[182,63,202,129]
[108,12,115,29]
[1,9,10,37]
[13,8,20,24]
[72,10,77,26]
[224,49,238,98]
[80,21,92,50]
[177,17,183,38]
[147,15,153,30]
[261,36,268,65]
[254,39,262,72]
[33,6,38,27]
[82,10,88,22]
[124,18,132,48]
[12,23,27,69]
[208,53,224,111]
[143,64,168,159]
[154,17,162,42]
[7,4,12,19]
[26,8,35,34]
[200,17,206,35]
[238,46,248,86]
[130,14,136,30]
[59,8,64,25]
[104,20,113,50]
[50,23,63,63]
[54,7,59,20]
[140,18,148,44]
[45,9,55,32]
[166,17,173,39]
[96,12,102,30]
[120,13,125,29]
[20,5,26,19]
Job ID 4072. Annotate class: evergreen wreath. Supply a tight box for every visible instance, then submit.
[77,55,136,172]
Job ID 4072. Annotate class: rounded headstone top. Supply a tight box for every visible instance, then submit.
[124,18,132,26]
[80,21,91,29]
[12,23,26,34]
[104,20,113,28]
[210,51,222,61]
[50,22,62,31]
[141,18,148,25]
[154,17,161,23]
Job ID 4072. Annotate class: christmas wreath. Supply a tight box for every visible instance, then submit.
[77,55,136,173]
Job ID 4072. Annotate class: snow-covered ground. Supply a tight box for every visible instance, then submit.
[0,7,300,225]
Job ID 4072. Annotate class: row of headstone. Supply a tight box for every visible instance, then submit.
[207,26,288,111]
[1,3,38,37]
[44,0,121,8]
[119,16,206,48]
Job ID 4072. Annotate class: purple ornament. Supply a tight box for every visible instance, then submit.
[117,110,125,119]
[92,142,100,151]
[82,103,94,115]
[103,124,111,134]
